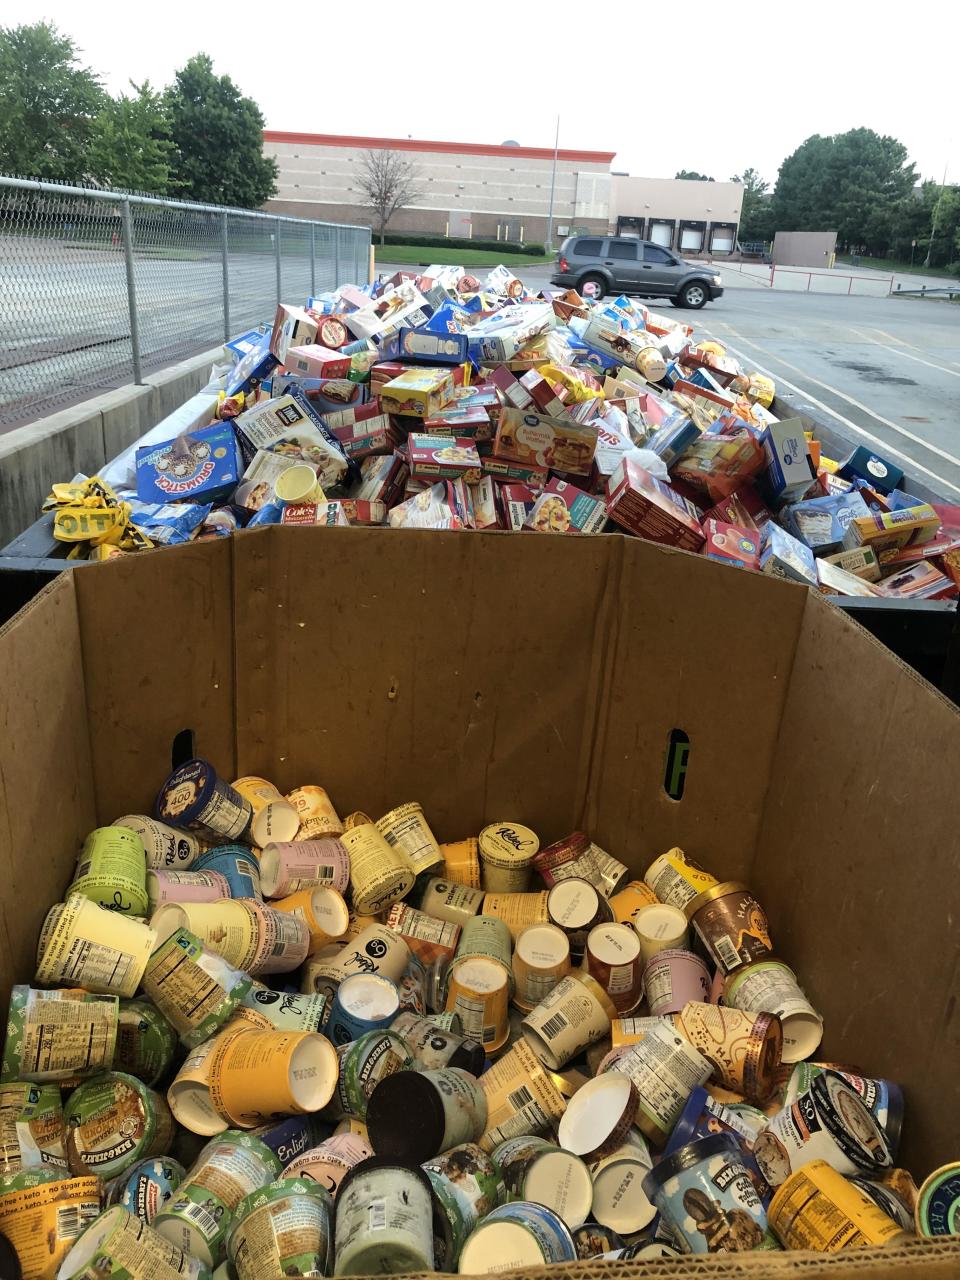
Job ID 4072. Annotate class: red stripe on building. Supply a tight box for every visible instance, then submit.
[262,131,616,165]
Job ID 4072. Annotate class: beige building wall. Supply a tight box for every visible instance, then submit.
[609,176,744,236]
[262,133,615,240]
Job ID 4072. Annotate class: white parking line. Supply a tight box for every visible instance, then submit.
[716,323,960,471]
[701,323,960,498]
[847,327,960,380]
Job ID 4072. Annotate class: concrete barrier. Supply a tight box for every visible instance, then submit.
[0,347,223,547]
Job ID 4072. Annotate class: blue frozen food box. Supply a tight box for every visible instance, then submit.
[760,522,818,586]
[135,422,241,505]
[782,490,870,555]
[226,326,270,363]
[225,331,278,397]
[647,415,701,467]
[836,445,903,494]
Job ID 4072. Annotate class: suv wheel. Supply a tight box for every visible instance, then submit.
[677,280,708,309]
[577,273,607,301]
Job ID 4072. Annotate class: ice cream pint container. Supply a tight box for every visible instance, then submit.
[440,839,481,889]
[477,1039,567,1152]
[643,1133,778,1253]
[478,823,540,892]
[546,879,612,962]
[367,1067,487,1163]
[286,785,343,840]
[521,972,615,1070]
[325,1032,413,1122]
[56,1204,210,1280]
[106,1156,186,1224]
[644,948,711,1015]
[303,924,410,1005]
[259,839,350,898]
[2,985,118,1083]
[69,825,149,917]
[114,998,177,1087]
[149,901,259,973]
[270,886,350,955]
[389,1012,485,1075]
[584,922,644,1013]
[339,823,415,915]
[417,877,485,926]
[64,1070,174,1180]
[227,1177,333,1280]
[631,902,689,966]
[643,848,719,912]
[146,869,231,911]
[689,881,774,976]
[457,1200,576,1271]
[770,1159,907,1250]
[481,891,549,942]
[114,814,200,870]
[142,926,252,1048]
[238,983,327,1033]
[334,1157,435,1275]
[724,959,823,1064]
[384,902,461,968]
[283,1132,373,1197]
[611,1023,713,1145]
[36,895,156,997]
[376,802,445,878]
[443,957,510,1052]
[0,1170,101,1280]
[423,1142,504,1267]
[231,775,300,848]
[490,1135,593,1230]
[511,924,571,1012]
[674,1002,784,1104]
[193,848,263,901]
[608,879,659,925]
[326,974,400,1046]
[155,759,253,844]
[208,1029,339,1128]
[587,1127,656,1235]
[916,1161,960,1238]
[0,1081,67,1175]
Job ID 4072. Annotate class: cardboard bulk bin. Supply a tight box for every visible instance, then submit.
[1,526,958,1280]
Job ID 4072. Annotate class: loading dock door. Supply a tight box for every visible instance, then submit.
[649,221,673,248]
[710,226,735,253]
[680,226,704,252]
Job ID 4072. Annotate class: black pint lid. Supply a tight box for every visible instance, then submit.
[365,1072,446,1164]
[337,1154,435,1207]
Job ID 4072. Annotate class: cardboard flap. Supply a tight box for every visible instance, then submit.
[585,538,807,877]
[74,537,237,822]
[759,590,960,1173]
[232,526,612,837]
[0,575,95,1005]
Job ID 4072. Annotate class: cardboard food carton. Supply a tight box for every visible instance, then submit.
[487,365,534,410]
[351,454,407,506]
[876,561,958,600]
[519,369,572,419]
[135,421,241,505]
[671,430,766,503]
[761,418,816,503]
[816,559,882,597]
[646,416,701,467]
[285,344,353,381]
[494,409,597,477]
[759,523,818,586]
[320,400,385,431]
[606,457,705,551]
[380,368,456,419]
[702,485,774,532]
[395,327,470,365]
[525,478,607,536]
[468,476,498,531]
[467,303,556,364]
[702,519,761,571]
[421,406,494,440]
[495,482,536,531]
[343,282,431,341]
[232,392,349,489]
[280,501,351,527]
[388,481,467,530]
[406,435,482,482]
[842,504,941,555]
[270,374,366,416]
[822,546,882,583]
[837,445,905,495]
[270,304,318,364]
[225,331,278,397]
[329,415,400,460]
[783,491,870,556]
[234,449,306,512]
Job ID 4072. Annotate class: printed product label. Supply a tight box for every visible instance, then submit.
[0,1083,67,1174]
[771,1165,905,1250]
[36,899,150,996]
[232,1186,331,1280]
[3,987,118,1084]
[618,1026,712,1133]
[158,1138,281,1256]
[479,1041,565,1151]
[340,826,412,915]
[376,804,443,876]
[0,1175,100,1280]
[143,932,249,1045]
[65,1076,151,1177]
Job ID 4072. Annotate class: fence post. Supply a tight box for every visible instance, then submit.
[335,227,342,287]
[275,217,282,305]
[120,199,143,385]
[310,224,316,297]
[221,212,231,342]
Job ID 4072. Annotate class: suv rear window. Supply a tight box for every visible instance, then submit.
[643,245,675,264]
[573,238,603,255]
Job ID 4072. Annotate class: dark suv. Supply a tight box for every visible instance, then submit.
[551,235,723,308]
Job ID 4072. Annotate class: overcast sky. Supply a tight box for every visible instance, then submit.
[17,0,959,187]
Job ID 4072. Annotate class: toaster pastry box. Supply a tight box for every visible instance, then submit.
[0,505,959,1280]
[42,266,960,602]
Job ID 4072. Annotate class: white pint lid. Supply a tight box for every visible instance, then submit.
[309,887,351,937]
[632,902,687,941]
[458,1221,546,1274]
[168,1078,230,1137]
[515,923,570,968]
[525,1150,594,1230]
[548,879,600,928]
[587,923,641,964]
[251,800,300,850]
[150,903,191,946]
[338,973,400,1021]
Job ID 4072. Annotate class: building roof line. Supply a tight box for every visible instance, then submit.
[262,131,616,165]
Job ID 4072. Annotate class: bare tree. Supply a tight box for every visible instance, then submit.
[356,149,424,246]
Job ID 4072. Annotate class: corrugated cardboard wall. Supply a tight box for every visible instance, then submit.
[0,575,96,1007]
[758,591,960,1175]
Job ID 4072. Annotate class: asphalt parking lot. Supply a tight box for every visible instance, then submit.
[485,261,960,499]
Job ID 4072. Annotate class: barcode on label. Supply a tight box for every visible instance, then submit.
[369,1199,387,1231]
[316,865,335,879]
[183,1199,222,1238]
[75,861,92,879]
[713,935,740,970]
[482,1025,498,1044]
[507,1085,533,1110]
[540,1012,568,1040]
[56,1204,97,1241]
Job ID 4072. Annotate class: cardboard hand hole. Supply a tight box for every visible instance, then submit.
[171,729,196,770]
[664,729,690,802]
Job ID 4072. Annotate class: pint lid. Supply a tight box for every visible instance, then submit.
[366,1071,445,1163]
[813,1072,892,1171]
[525,1150,594,1230]
[547,879,600,928]
[557,1073,638,1165]
[336,1153,434,1206]
[641,1133,738,1200]
[916,1162,960,1236]
[686,880,749,917]
[459,1220,546,1272]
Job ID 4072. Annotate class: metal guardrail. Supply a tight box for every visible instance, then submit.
[0,176,372,428]
[893,283,960,299]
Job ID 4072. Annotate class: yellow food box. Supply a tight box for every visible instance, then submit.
[380,368,456,418]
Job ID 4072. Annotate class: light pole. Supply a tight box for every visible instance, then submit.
[545,115,560,255]
[924,163,949,269]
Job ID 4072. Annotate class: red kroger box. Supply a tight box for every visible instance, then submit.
[285,344,352,380]
[135,421,241,504]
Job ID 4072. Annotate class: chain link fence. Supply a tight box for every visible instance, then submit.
[0,177,371,429]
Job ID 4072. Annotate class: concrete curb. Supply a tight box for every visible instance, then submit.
[0,347,223,547]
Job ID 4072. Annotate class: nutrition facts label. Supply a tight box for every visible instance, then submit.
[620,1028,711,1131]
[15,994,116,1080]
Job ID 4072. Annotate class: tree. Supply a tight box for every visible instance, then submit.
[165,54,277,207]
[0,21,104,180]
[87,82,173,194]
[731,167,774,242]
[356,149,425,245]
[771,128,917,253]
[675,170,714,182]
